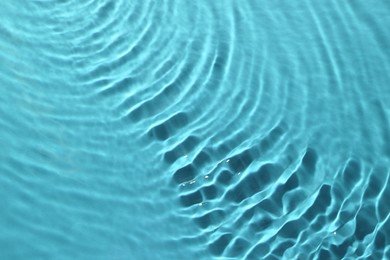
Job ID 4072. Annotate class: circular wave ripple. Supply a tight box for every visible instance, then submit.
[1,0,390,259]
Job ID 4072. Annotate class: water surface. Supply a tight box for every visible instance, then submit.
[1,0,390,259]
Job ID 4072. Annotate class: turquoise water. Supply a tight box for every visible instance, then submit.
[1,0,390,259]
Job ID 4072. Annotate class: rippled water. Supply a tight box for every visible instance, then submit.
[1,1,390,259]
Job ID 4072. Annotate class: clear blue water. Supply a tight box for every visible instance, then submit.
[1,1,390,259]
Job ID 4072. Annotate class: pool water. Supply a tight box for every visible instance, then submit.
[1,1,390,259]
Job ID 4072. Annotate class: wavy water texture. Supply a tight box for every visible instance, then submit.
[1,0,390,259]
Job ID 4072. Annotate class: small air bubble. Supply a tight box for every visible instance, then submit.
[204,175,209,179]
[226,159,230,163]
